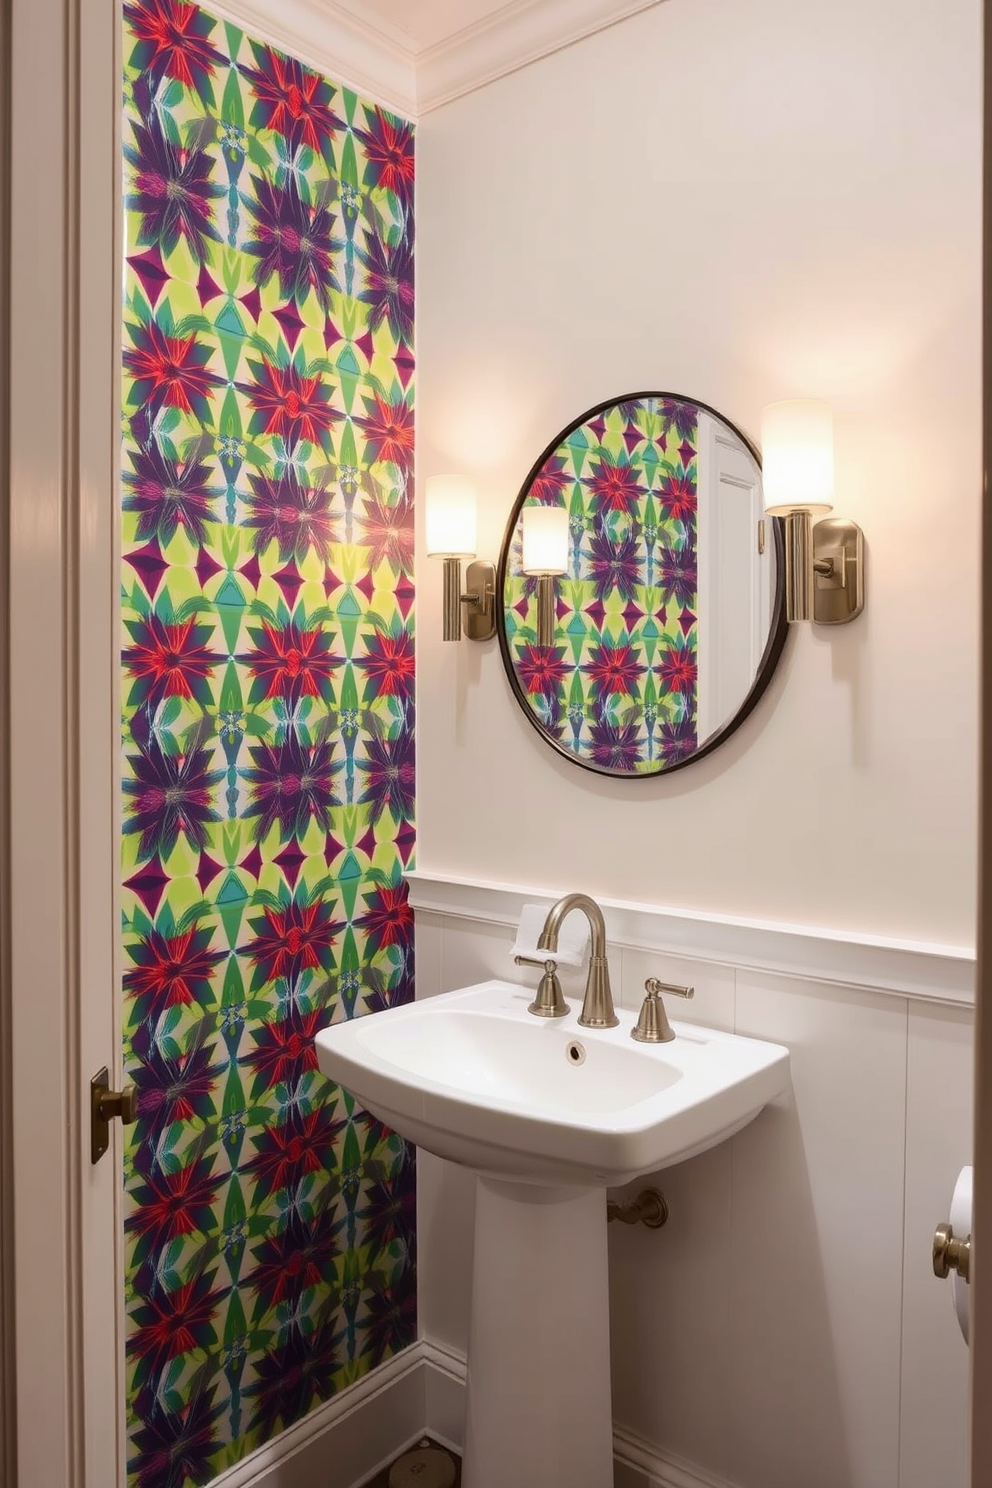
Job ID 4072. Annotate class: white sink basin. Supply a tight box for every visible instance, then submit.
[315,978,789,1186]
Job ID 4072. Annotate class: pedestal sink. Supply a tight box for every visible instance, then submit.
[315,980,789,1487]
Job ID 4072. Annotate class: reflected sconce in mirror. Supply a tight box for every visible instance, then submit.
[521,506,569,647]
[760,400,865,624]
[497,390,790,778]
[425,475,495,641]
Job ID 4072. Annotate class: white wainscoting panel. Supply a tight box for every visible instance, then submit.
[420,1344,740,1488]
[417,1150,475,1358]
[899,1001,974,1488]
[728,974,907,1488]
[609,1138,736,1477]
[413,907,444,998]
[408,876,973,1488]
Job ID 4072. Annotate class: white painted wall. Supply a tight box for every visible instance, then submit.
[415,0,981,947]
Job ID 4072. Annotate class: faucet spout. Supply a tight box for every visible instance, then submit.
[538,893,619,1028]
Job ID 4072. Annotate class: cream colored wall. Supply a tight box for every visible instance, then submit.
[415,0,981,946]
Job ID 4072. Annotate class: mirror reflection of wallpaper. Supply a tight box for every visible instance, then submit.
[120,2,416,1481]
[504,398,699,774]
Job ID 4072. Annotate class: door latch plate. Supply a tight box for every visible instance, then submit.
[90,1067,137,1164]
[91,1066,112,1165]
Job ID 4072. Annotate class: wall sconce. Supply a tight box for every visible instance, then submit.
[425,474,495,641]
[760,400,865,624]
[521,506,569,647]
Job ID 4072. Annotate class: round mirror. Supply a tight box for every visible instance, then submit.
[496,392,787,777]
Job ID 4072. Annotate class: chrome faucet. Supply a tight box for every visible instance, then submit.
[537,893,618,1028]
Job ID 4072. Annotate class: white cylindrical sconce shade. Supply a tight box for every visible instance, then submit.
[425,474,477,558]
[521,505,569,575]
[760,400,834,515]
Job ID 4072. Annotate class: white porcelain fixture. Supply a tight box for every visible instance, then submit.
[315,981,790,1488]
[315,978,788,1186]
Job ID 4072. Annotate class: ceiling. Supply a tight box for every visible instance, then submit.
[208,0,663,117]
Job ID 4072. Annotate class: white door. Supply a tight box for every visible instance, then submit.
[694,411,773,744]
[7,0,123,1482]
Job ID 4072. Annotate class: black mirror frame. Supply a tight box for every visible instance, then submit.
[495,390,790,779]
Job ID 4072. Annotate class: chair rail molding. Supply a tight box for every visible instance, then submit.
[404,870,975,1006]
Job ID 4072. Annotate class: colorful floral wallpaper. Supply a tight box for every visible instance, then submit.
[120,3,416,1481]
[502,396,699,775]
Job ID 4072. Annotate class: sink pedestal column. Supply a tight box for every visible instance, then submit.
[462,1176,614,1488]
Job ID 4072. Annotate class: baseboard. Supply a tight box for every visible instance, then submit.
[199,1337,739,1488]
[421,1338,468,1452]
[421,1338,739,1488]
[207,1343,427,1488]
[612,1424,742,1488]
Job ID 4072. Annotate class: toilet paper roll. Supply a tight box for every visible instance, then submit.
[950,1165,972,1345]
[511,902,589,967]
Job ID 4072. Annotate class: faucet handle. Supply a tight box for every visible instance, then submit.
[515,955,567,1019]
[644,977,694,1001]
[632,978,695,1043]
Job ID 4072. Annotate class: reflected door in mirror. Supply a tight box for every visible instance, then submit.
[496,393,787,778]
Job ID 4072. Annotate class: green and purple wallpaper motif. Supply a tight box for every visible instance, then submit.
[503,397,699,774]
[120,3,416,1481]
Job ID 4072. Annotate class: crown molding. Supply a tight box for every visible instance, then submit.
[414,0,663,112]
[201,0,664,119]
[320,0,419,54]
[202,0,420,118]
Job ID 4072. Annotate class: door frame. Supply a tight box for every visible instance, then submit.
[1,0,15,1474]
[973,0,991,1476]
[4,0,122,1483]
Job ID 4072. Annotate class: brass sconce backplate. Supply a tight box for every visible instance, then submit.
[812,517,865,624]
[463,559,496,641]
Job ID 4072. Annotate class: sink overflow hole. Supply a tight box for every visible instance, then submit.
[566,1040,586,1066]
